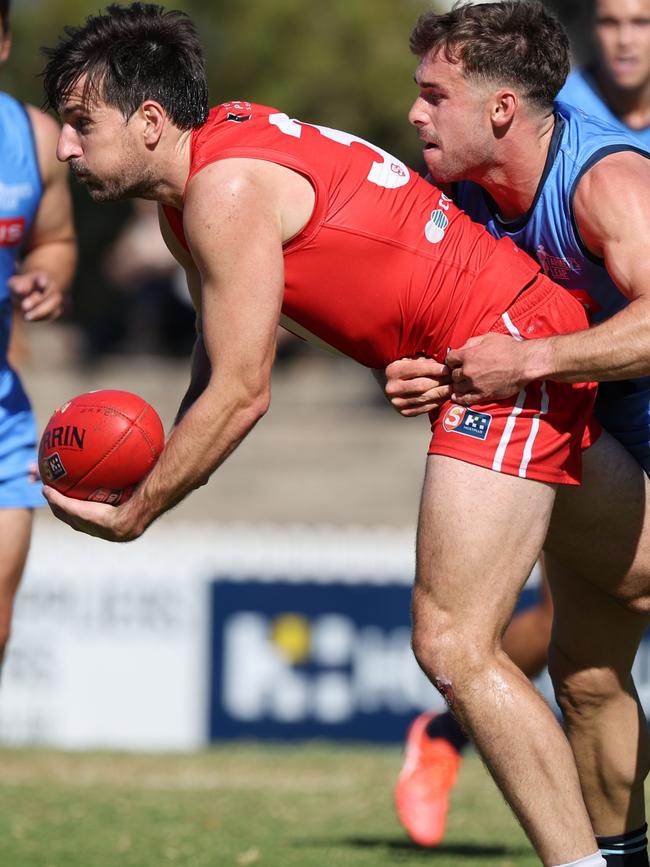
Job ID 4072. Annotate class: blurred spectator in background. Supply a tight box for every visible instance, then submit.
[0,0,76,666]
[558,0,650,145]
[102,198,195,358]
[103,197,305,363]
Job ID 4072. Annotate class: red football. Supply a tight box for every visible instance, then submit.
[38,389,165,505]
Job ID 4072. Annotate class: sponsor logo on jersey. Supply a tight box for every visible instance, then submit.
[41,425,86,451]
[443,406,492,440]
[536,244,581,281]
[0,218,25,247]
[442,405,465,432]
[0,181,34,210]
[43,453,66,481]
[425,208,449,244]
[224,101,253,122]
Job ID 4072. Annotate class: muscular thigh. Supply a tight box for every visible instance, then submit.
[415,454,556,644]
[547,430,650,607]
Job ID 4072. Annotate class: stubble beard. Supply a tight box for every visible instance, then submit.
[84,167,161,203]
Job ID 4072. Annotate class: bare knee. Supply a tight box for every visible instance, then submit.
[412,616,493,709]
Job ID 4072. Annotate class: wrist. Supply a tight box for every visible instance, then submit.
[520,337,556,383]
[114,495,149,542]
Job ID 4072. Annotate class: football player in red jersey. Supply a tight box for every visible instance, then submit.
[39,6,650,866]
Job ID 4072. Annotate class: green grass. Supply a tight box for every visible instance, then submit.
[0,745,537,867]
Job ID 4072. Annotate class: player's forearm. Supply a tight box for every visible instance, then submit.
[175,334,211,425]
[21,238,77,290]
[120,379,270,535]
[521,298,650,383]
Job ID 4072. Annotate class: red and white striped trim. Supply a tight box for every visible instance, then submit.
[519,382,549,478]
[491,312,549,478]
[492,389,526,473]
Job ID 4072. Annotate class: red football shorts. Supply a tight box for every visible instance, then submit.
[428,275,601,485]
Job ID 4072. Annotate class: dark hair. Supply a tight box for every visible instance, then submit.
[0,0,10,33]
[410,1,570,110]
[42,2,208,129]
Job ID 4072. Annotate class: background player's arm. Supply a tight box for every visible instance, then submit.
[446,152,650,404]
[46,162,286,540]
[8,107,76,321]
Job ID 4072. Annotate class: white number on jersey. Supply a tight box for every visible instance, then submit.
[269,112,410,189]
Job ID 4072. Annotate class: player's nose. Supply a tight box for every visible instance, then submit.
[56,125,82,162]
[408,99,429,128]
[617,22,635,47]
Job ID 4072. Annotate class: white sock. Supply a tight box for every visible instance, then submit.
[551,853,607,867]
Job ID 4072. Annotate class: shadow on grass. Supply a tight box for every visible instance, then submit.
[293,836,530,859]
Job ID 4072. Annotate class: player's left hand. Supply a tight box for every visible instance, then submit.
[446,334,529,405]
[43,485,143,542]
[8,271,67,321]
[384,356,452,416]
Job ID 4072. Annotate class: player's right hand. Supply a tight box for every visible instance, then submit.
[8,271,66,322]
[384,356,452,416]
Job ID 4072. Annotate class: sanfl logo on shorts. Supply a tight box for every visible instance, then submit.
[425,209,449,244]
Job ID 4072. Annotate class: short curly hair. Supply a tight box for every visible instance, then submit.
[410,1,570,110]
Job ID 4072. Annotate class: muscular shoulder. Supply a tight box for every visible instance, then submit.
[185,157,315,244]
[187,156,310,197]
[24,104,67,186]
[573,150,650,257]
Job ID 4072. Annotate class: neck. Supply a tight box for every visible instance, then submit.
[470,112,555,220]
[146,128,194,209]
[594,69,650,130]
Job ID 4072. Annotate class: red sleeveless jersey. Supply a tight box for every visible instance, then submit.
[163,101,541,368]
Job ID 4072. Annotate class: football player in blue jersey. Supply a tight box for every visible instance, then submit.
[386,2,650,865]
[558,0,650,148]
[0,0,76,668]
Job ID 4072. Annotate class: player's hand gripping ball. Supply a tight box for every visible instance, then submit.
[39,390,165,505]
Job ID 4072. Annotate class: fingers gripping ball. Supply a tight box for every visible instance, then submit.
[39,390,165,505]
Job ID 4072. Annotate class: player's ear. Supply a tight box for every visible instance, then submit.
[0,30,12,65]
[140,100,166,148]
[491,89,517,130]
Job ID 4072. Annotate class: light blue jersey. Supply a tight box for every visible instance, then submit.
[558,67,650,149]
[0,92,45,508]
[455,101,650,472]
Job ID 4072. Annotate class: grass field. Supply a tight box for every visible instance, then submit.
[0,744,539,867]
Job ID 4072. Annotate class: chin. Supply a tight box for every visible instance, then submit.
[87,188,113,202]
[89,185,132,203]
[424,155,454,183]
[606,67,645,90]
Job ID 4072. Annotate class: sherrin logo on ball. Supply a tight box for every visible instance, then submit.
[38,390,165,505]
